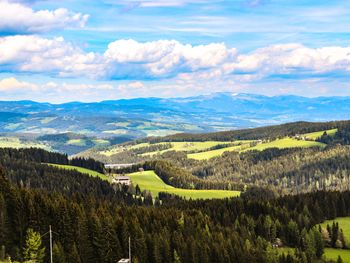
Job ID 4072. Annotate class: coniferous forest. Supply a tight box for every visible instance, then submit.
[0,146,349,262]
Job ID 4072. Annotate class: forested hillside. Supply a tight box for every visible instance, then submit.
[1,150,350,262]
[78,121,350,195]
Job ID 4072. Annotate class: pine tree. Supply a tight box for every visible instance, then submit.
[337,255,343,263]
[174,250,181,263]
[23,228,45,263]
[52,242,66,263]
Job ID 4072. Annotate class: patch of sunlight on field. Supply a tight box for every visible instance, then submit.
[4,123,22,130]
[40,117,57,124]
[187,142,252,160]
[92,139,110,146]
[128,171,240,200]
[48,163,110,181]
[67,139,86,146]
[141,141,235,156]
[320,217,350,247]
[302,128,338,140]
[242,137,325,152]
[324,248,350,263]
[0,137,50,150]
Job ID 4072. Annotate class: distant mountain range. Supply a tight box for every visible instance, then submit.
[1,92,350,138]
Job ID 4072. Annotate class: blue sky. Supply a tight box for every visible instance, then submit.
[1,0,350,102]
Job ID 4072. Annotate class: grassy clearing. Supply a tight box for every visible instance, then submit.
[0,137,50,150]
[67,139,86,146]
[187,144,247,160]
[324,248,350,263]
[101,141,241,157]
[320,217,350,247]
[277,247,296,256]
[302,128,338,140]
[243,137,325,152]
[128,170,240,200]
[142,141,239,157]
[48,163,110,181]
[277,246,350,262]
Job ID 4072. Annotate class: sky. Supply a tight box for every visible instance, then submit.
[1,0,350,102]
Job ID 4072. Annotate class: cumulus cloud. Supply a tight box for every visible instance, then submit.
[107,0,212,8]
[0,77,38,91]
[0,35,104,77]
[104,39,236,78]
[223,44,350,77]
[2,36,350,82]
[0,1,89,35]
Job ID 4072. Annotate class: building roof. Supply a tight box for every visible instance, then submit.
[115,176,130,180]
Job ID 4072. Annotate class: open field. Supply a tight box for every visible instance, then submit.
[324,248,350,263]
[277,247,296,256]
[128,170,240,200]
[320,217,350,247]
[93,128,334,161]
[0,137,50,150]
[48,164,110,181]
[243,137,325,152]
[302,128,338,140]
[187,143,249,160]
[100,141,240,157]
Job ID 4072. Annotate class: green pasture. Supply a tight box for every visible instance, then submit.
[48,163,110,181]
[324,248,350,263]
[302,128,338,140]
[320,217,350,247]
[243,137,325,152]
[128,170,240,200]
[0,137,50,150]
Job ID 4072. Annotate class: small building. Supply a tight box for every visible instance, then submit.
[105,163,135,169]
[118,259,130,263]
[112,176,131,186]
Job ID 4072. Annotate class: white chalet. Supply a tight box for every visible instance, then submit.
[112,176,131,186]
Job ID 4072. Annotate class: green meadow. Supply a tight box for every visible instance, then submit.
[48,163,110,181]
[0,137,50,150]
[97,129,333,161]
[128,170,240,200]
[187,143,249,160]
[324,248,350,263]
[320,217,350,247]
[243,137,325,152]
[302,128,338,140]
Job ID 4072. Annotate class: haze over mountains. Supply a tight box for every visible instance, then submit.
[1,92,350,138]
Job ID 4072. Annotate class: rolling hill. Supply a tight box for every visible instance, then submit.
[2,93,350,139]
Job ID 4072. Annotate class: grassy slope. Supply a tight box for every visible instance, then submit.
[302,128,338,140]
[187,144,247,160]
[128,171,240,200]
[278,247,350,263]
[96,128,333,161]
[324,248,350,263]
[243,137,325,152]
[48,163,110,181]
[320,217,350,247]
[0,137,50,150]
[140,141,238,156]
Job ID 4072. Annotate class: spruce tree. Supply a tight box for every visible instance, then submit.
[23,228,45,263]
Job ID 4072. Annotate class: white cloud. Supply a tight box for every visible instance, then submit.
[0,35,104,77]
[107,0,213,8]
[223,44,350,76]
[0,77,38,91]
[2,36,350,82]
[104,39,236,78]
[0,1,89,34]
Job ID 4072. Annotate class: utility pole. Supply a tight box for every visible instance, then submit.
[129,236,131,263]
[49,225,53,263]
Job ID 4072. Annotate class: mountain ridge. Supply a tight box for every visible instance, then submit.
[1,92,350,138]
